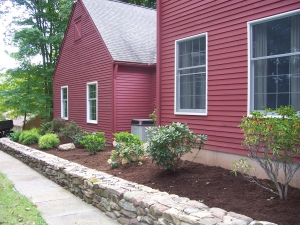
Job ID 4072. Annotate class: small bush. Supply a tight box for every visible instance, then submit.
[147,122,207,171]
[60,121,84,143]
[38,133,60,149]
[19,129,41,145]
[39,121,53,135]
[108,132,146,168]
[52,117,66,134]
[80,132,106,154]
[10,131,22,142]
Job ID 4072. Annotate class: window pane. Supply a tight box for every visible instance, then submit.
[63,101,67,117]
[89,84,96,99]
[90,100,96,120]
[62,88,67,100]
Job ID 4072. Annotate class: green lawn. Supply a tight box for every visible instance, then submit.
[0,173,47,225]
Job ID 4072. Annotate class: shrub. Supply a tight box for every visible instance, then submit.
[52,118,66,134]
[80,132,106,154]
[10,131,22,142]
[19,129,41,145]
[108,132,145,168]
[38,133,60,149]
[147,122,207,171]
[39,121,53,135]
[235,106,300,200]
[60,121,84,143]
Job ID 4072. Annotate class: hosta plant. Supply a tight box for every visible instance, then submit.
[146,122,207,171]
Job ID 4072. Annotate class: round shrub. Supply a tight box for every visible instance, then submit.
[80,132,106,154]
[19,129,41,145]
[38,133,60,149]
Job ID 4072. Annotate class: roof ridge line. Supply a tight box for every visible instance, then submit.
[106,0,156,11]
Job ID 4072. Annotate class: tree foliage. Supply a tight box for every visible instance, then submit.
[119,0,156,8]
[1,0,73,121]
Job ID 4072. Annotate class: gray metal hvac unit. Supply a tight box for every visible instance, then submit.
[131,119,154,141]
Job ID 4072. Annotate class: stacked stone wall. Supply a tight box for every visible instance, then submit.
[0,139,276,225]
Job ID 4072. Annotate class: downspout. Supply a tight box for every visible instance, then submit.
[156,0,162,126]
[113,63,118,134]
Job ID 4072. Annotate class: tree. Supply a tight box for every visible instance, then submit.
[119,0,156,8]
[1,0,73,121]
[0,63,51,128]
[233,106,300,200]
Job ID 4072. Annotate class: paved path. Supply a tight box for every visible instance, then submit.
[0,150,120,225]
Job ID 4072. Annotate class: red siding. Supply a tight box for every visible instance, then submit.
[116,65,156,132]
[158,0,300,155]
[53,0,114,142]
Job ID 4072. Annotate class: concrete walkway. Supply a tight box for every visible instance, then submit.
[0,150,120,225]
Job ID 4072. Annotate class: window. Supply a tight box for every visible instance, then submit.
[61,86,68,120]
[87,82,97,123]
[175,33,207,115]
[249,10,300,114]
[74,19,82,41]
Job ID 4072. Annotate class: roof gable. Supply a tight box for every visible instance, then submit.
[82,0,156,64]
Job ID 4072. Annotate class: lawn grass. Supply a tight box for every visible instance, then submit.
[0,172,47,225]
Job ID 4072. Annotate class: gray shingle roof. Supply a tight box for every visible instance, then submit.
[82,0,156,64]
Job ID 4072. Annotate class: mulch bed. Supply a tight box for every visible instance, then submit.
[26,140,300,225]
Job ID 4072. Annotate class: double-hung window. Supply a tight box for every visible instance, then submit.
[175,33,207,115]
[61,86,68,120]
[249,10,300,114]
[87,82,98,123]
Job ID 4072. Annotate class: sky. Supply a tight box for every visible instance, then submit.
[0,1,24,72]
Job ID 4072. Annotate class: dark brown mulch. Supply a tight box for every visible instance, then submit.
[27,140,300,225]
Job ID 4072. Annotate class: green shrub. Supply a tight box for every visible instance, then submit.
[80,132,106,154]
[52,117,66,134]
[39,121,53,135]
[38,133,60,149]
[235,106,300,200]
[10,131,22,142]
[60,121,84,143]
[19,129,41,145]
[147,122,207,171]
[108,132,145,168]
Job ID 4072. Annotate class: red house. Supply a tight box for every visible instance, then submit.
[53,0,156,142]
[156,1,300,186]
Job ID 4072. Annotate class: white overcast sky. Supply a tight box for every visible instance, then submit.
[0,1,25,72]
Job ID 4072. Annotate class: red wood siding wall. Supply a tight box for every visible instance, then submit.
[53,0,114,142]
[116,65,156,132]
[158,0,300,155]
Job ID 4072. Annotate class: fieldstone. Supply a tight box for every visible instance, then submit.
[83,189,95,198]
[121,209,137,218]
[197,217,222,225]
[163,208,181,225]
[210,208,226,219]
[110,201,121,210]
[185,200,209,209]
[227,212,253,223]
[137,206,147,216]
[117,217,130,225]
[94,188,109,198]
[124,191,146,202]
[184,207,199,215]
[106,211,117,220]
[119,199,137,212]
[149,203,170,217]
[72,178,83,185]
[231,218,248,225]
[190,210,213,219]
[113,210,121,217]
[58,143,75,151]
[179,214,199,224]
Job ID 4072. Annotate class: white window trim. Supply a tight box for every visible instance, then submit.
[61,86,68,120]
[174,32,208,116]
[86,81,98,124]
[247,9,300,117]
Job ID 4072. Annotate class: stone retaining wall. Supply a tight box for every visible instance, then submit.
[0,139,276,225]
